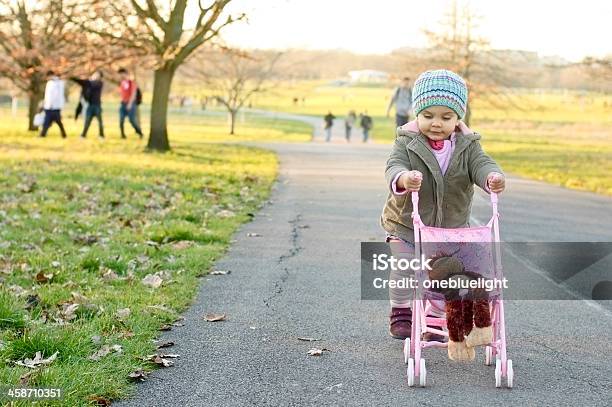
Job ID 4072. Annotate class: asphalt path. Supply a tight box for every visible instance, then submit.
[114,113,612,406]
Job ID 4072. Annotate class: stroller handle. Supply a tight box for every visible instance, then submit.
[411,191,499,215]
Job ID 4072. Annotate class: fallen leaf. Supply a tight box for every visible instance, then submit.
[216,209,235,218]
[144,354,178,367]
[15,351,59,368]
[101,269,119,281]
[170,240,194,250]
[203,313,226,322]
[71,291,89,304]
[160,269,174,279]
[34,271,53,283]
[326,383,343,392]
[89,344,123,361]
[128,369,148,382]
[209,269,231,275]
[136,255,150,264]
[75,235,98,245]
[61,303,79,321]
[115,308,131,320]
[24,294,40,310]
[19,369,38,385]
[78,184,93,193]
[298,337,322,342]
[87,395,111,406]
[307,348,330,356]
[18,179,36,193]
[142,274,163,288]
[9,284,28,296]
[156,341,174,349]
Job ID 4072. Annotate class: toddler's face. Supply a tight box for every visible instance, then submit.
[417,106,459,141]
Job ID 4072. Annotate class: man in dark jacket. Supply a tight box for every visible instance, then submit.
[71,70,104,139]
[360,111,373,142]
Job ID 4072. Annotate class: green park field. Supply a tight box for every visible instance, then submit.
[0,108,309,405]
[247,81,612,195]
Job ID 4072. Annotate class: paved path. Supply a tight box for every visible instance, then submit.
[115,115,612,406]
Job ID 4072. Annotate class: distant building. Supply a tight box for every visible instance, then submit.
[348,69,389,84]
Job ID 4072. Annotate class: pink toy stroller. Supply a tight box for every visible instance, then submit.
[403,191,513,388]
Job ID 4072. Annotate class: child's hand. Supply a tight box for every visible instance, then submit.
[487,172,505,193]
[400,170,423,192]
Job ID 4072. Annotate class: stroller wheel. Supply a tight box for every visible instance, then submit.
[495,359,502,388]
[484,346,493,366]
[506,359,514,388]
[419,358,427,387]
[407,358,415,387]
[403,338,411,365]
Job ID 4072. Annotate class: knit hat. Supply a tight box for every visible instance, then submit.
[412,70,468,119]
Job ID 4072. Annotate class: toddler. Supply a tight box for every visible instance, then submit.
[379,69,505,340]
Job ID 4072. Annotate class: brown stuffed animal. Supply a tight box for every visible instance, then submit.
[428,255,492,362]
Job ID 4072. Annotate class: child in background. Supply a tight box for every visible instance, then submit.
[379,69,505,341]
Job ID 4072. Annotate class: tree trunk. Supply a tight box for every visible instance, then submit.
[147,66,175,151]
[229,109,237,135]
[27,90,43,131]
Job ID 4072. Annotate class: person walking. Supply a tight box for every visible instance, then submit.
[39,70,67,139]
[386,77,413,127]
[71,70,105,139]
[360,110,373,143]
[344,110,357,142]
[323,111,336,142]
[117,68,144,139]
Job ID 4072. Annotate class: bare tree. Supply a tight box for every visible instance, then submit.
[183,48,282,135]
[417,0,532,125]
[420,0,488,125]
[0,1,81,130]
[68,0,244,151]
[0,0,137,130]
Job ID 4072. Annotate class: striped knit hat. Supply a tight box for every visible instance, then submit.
[412,70,468,119]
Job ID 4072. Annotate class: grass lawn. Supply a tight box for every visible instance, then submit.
[0,107,310,406]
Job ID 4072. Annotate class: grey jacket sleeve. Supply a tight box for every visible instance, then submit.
[385,136,412,193]
[468,141,503,191]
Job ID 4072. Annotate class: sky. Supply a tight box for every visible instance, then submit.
[220,0,612,62]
